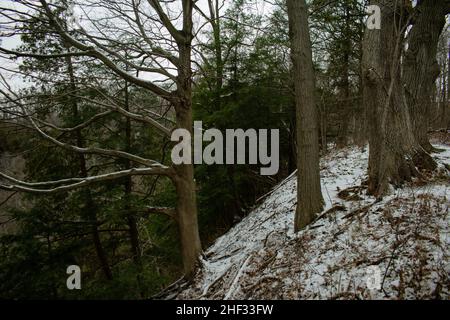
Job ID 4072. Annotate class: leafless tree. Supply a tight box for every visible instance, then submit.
[287,0,324,231]
[362,0,439,197]
[403,0,449,152]
[0,0,202,278]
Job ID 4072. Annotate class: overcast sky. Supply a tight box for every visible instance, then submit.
[0,0,274,91]
[1,1,448,92]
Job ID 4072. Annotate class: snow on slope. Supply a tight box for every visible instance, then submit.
[179,145,450,300]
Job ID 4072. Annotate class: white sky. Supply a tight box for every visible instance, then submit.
[0,0,273,90]
[1,1,448,92]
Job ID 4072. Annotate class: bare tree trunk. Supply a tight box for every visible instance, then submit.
[337,4,352,148]
[173,1,202,277]
[362,0,436,197]
[66,55,113,280]
[319,101,328,153]
[447,41,450,128]
[287,0,324,232]
[354,20,367,148]
[209,0,223,111]
[172,102,201,278]
[172,157,202,279]
[122,79,145,297]
[123,82,140,267]
[439,65,445,127]
[403,0,447,152]
[0,0,204,280]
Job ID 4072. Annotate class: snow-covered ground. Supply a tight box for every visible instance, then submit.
[179,145,450,300]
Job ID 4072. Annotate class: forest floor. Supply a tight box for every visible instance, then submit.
[178,138,450,300]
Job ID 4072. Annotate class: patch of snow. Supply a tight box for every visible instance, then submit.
[179,145,450,300]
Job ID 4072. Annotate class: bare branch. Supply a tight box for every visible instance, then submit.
[0,167,173,194]
[37,0,176,102]
[147,0,186,44]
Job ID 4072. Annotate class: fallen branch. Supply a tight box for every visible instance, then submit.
[343,202,376,220]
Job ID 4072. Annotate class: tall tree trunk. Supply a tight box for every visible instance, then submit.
[122,79,144,296]
[209,0,223,111]
[440,65,446,128]
[66,55,113,280]
[403,0,447,152]
[362,0,436,197]
[354,18,367,147]
[172,101,201,278]
[447,41,450,128]
[287,0,324,232]
[173,0,202,278]
[206,0,243,218]
[337,4,352,148]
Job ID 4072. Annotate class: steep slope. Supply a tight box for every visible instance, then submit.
[179,145,450,300]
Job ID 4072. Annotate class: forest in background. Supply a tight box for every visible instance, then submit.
[0,0,448,299]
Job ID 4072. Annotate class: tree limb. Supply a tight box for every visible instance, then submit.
[0,167,173,194]
[38,0,176,102]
